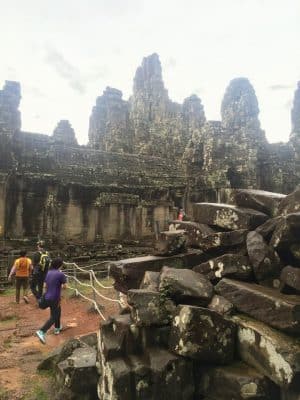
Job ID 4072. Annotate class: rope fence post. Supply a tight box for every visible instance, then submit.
[73,263,78,296]
[90,270,97,312]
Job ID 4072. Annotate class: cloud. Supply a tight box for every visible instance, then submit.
[269,84,293,91]
[44,46,108,94]
[45,46,86,93]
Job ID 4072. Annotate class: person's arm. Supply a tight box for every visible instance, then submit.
[8,265,16,280]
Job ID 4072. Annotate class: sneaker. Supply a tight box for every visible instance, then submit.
[36,330,46,344]
[54,326,62,335]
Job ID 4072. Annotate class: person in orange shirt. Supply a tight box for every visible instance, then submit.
[8,250,33,304]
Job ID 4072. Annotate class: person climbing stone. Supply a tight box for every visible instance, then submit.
[8,250,33,304]
[30,240,51,301]
[36,257,67,344]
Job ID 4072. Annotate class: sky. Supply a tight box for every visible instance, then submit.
[0,0,299,145]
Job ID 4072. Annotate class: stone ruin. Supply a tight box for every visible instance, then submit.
[0,54,300,244]
[40,187,300,399]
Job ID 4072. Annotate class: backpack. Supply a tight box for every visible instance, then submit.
[39,251,51,272]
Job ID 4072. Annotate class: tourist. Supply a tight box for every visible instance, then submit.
[36,257,67,344]
[30,240,51,301]
[8,250,33,304]
[178,208,185,221]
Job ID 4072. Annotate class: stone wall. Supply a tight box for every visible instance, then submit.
[0,57,299,243]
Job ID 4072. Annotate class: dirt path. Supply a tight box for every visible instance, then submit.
[0,288,119,399]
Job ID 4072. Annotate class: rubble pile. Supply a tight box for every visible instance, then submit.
[103,188,300,399]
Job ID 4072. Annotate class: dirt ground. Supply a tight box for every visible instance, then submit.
[0,285,119,399]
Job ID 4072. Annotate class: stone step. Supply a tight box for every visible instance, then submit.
[233,315,300,390]
[193,203,268,230]
[215,279,300,334]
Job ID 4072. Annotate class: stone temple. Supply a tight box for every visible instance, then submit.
[0,53,300,243]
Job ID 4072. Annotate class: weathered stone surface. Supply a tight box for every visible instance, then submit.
[255,216,283,240]
[280,266,300,293]
[140,271,160,290]
[193,253,253,282]
[281,388,300,400]
[159,266,213,305]
[208,294,234,315]
[270,213,300,251]
[98,349,195,400]
[56,346,98,397]
[234,315,300,390]
[154,230,187,256]
[199,229,248,252]
[193,203,268,230]
[278,187,300,215]
[246,231,282,283]
[110,251,205,293]
[127,289,176,326]
[233,189,285,217]
[169,305,236,363]
[216,279,300,333]
[198,362,280,400]
[52,119,78,146]
[168,220,215,248]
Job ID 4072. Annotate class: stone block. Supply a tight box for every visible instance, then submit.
[208,294,234,315]
[159,266,213,306]
[154,230,187,256]
[168,220,215,248]
[169,305,236,364]
[198,229,248,253]
[270,213,300,250]
[246,231,282,283]
[98,357,132,400]
[233,189,285,216]
[234,315,300,390]
[127,289,176,326]
[193,253,253,282]
[110,251,205,293]
[140,271,160,290]
[198,362,280,399]
[278,188,300,215]
[280,266,300,294]
[193,203,268,230]
[255,216,283,241]
[215,279,300,334]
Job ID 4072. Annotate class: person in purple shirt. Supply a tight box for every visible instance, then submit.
[36,258,67,344]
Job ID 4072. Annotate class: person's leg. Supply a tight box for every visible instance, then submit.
[40,301,57,333]
[37,274,44,299]
[30,274,39,298]
[15,277,21,303]
[54,303,61,329]
[23,278,29,303]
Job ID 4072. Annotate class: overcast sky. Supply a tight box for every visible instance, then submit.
[0,0,299,144]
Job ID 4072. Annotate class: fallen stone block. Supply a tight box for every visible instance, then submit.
[208,294,234,315]
[198,362,280,400]
[199,229,248,252]
[233,315,300,390]
[233,189,285,217]
[270,213,300,251]
[168,220,215,248]
[56,346,98,398]
[140,271,160,290]
[127,289,176,326]
[110,250,205,293]
[193,253,253,282]
[154,230,187,256]
[278,187,300,215]
[159,266,213,306]
[246,231,282,283]
[215,279,300,334]
[255,216,283,241]
[280,266,300,294]
[193,203,268,230]
[98,357,132,400]
[169,305,236,364]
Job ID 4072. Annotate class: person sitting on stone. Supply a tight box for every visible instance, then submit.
[8,250,33,304]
